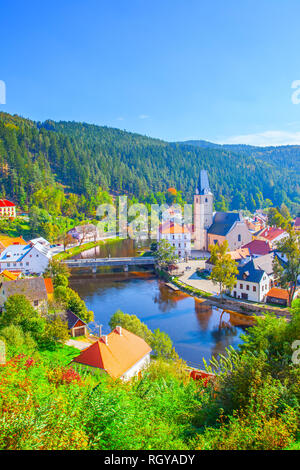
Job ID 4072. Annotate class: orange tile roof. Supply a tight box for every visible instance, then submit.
[159,221,190,234]
[44,278,54,294]
[0,236,26,248]
[229,248,250,260]
[0,270,21,281]
[73,327,152,378]
[266,287,289,300]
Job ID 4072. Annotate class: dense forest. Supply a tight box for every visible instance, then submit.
[0,112,299,216]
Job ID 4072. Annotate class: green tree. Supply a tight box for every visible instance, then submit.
[154,239,178,270]
[54,286,94,323]
[209,240,239,299]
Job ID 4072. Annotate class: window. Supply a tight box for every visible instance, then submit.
[205,198,208,203]
[246,285,249,291]
[240,284,243,289]
[253,286,256,292]
[33,300,39,307]
[238,234,241,242]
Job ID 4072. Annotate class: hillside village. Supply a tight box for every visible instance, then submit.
[0,171,299,381]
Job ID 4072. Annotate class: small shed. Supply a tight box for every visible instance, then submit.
[266,287,289,306]
[66,310,88,337]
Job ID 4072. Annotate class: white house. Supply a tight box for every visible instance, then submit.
[231,252,276,302]
[157,221,191,259]
[0,242,52,275]
[73,326,152,381]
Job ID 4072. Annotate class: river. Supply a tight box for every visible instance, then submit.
[69,239,252,367]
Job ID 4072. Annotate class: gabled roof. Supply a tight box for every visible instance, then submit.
[65,310,87,329]
[0,244,32,262]
[73,327,152,378]
[237,252,275,283]
[266,287,289,300]
[0,236,26,248]
[159,221,190,234]
[229,248,250,260]
[259,227,286,242]
[237,260,265,284]
[44,278,54,294]
[242,239,272,256]
[0,199,15,208]
[0,270,21,281]
[252,252,275,276]
[1,278,48,302]
[208,212,242,236]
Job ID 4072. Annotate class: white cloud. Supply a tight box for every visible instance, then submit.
[218,130,300,147]
[116,116,124,121]
[138,114,149,119]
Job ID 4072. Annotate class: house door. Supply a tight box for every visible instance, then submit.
[241,293,248,300]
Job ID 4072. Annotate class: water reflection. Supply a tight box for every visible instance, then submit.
[75,239,148,260]
[70,276,252,367]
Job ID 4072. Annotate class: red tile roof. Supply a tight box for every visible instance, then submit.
[44,278,54,294]
[266,287,289,301]
[73,327,152,378]
[0,199,15,208]
[242,239,272,256]
[259,227,286,242]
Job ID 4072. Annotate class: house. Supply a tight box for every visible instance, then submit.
[266,287,289,307]
[205,247,250,272]
[0,199,16,218]
[294,217,300,232]
[68,224,99,244]
[0,235,27,253]
[63,310,88,337]
[0,270,22,281]
[231,252,275,302]
[256,226,288,249]
[0,242,52,274]
[30,237,51,247]
[157,221,191,258]
[242,239,272,257]
[0,277,53,313]
[73,326,152,380]
[193,170,252,251]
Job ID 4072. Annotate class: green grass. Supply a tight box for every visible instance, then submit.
[53,237,122,260]
[39,344,79,366]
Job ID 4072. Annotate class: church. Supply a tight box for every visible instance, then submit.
[193,170,252,252]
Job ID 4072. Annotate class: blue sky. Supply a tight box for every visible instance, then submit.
[1,0,300,145]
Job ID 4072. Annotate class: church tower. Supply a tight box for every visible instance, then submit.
[193,170,213,251]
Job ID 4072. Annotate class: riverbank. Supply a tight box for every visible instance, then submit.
[53,237,122,261]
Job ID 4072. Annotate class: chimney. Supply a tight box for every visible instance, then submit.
[116,325,122,336]
[102,335,108,345]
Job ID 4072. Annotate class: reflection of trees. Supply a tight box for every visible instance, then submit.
[153,282,179,312]
[194,300,213,332]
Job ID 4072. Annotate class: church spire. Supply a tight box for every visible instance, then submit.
[196,169,211,195]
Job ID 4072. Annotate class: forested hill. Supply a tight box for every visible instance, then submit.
[179,140,300,173]
[0,112,299,214]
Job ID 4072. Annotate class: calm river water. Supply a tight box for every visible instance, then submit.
[70,273,252,367]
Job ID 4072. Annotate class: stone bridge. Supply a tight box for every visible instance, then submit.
[62,256,155,271]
